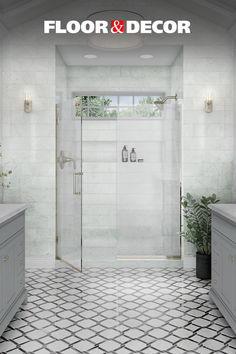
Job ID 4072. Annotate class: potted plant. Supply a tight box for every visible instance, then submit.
[181,193,219,280]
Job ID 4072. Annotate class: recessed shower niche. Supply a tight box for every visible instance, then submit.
[55,44,183,269]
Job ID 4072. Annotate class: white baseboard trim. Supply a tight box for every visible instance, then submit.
[183,256,196,269]
[26,257,55,269]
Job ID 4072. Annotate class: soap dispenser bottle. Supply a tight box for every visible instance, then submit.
[122,145,128,162]
[130,148,136,162]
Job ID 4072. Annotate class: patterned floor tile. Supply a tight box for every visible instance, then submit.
[0,267,235,353]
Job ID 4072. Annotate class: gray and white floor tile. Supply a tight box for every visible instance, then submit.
[0,268,235,353]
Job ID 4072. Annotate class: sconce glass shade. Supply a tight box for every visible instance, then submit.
[24,95,32,113]
[205,99,213,113]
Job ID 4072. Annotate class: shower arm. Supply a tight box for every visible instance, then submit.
[154,94,178,105]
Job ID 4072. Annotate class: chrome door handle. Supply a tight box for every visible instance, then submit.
[73,172,83,195]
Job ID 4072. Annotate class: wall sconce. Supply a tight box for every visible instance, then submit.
[205,93,213,113]
[24,93,32,113]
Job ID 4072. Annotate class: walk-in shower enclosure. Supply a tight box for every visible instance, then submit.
[56,46,183,269]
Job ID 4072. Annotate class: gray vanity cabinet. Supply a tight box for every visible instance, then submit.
[0,206,27,337]
[209,204,236,334]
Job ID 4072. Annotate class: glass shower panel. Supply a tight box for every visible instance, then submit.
[117,102,180,257]
[56,99,82,270]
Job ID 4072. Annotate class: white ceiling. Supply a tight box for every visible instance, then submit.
[0,0,71,30]
[57,44,182,66]
[167,0,236,30]
[0,0,236,33]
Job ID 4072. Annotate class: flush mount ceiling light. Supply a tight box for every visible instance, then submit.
[87,10,144,50]
[84,54,97,59]
[140,54,153,59]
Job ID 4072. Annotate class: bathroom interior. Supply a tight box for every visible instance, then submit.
[0,0,236,353]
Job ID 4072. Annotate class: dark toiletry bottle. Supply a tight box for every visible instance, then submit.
[130,148,136,162]
[122,145,128,162]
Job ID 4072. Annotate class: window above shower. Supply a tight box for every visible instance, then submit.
[73,95,164,120]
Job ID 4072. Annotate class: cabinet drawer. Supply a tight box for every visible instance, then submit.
[15,232,25,255]
[212,229,221,247]
[18,276,25,291]
[0,213,24,246]
[16,267,25,294]
[212,271,221,293]
[212,230,222,257]
[17,251,25,274]
[212,251,220,275]
[213,214,236,244]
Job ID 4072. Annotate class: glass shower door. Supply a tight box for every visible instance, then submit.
[56,99,82,270]
[117,100,181,259]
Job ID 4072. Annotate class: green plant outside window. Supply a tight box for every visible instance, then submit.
[74,95,163,119]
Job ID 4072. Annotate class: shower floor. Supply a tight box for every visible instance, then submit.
[0,267,235,353]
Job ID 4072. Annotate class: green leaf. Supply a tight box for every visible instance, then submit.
[180,192,219,255]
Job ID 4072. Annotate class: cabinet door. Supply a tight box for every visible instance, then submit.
[212,230,222,294]
[5,240,17,305]
[0,246,6,316]
[231,249,236,316]
[0,237,17,311]
[221,241,235,308]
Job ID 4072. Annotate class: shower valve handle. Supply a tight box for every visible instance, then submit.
[58,150,76,169]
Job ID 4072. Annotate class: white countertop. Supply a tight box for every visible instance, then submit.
[0,204,27,224]
[209,204,236,224]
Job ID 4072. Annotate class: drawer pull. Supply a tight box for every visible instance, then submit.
[213,260,217,264]
[214,280,217,284]
[3,256,9,262]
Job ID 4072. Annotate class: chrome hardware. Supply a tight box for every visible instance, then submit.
[73,172,83,195]
[154,94,178,105]
[3,256,9,262]
[58,150,77,170]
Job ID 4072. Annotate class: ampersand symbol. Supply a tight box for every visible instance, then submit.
[111,20,124,33]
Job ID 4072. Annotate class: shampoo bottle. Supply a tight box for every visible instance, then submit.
[130,148,136,162]
[122,145,128,162]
